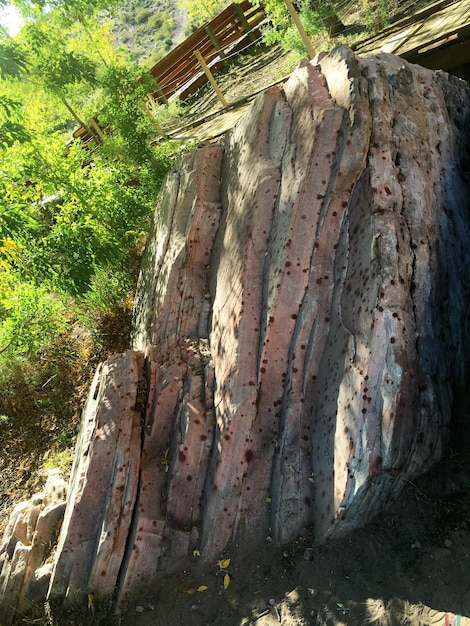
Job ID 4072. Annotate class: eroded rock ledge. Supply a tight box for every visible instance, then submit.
[1,46,470,617]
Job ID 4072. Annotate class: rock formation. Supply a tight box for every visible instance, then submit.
[0,470,66,624]
[1,46,470,615]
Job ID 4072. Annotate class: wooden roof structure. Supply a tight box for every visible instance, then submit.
[353,0,470,79]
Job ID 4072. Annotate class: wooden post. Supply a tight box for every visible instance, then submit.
[194,49,228,107]
[141,101,168,138]
[90,118,105,143]
[283,0,315,59]
[153,79,169,105]
[233,3,256,42]
[205,25,226,58]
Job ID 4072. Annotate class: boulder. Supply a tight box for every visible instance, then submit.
[0,470,67,624]
[2,46,470,614]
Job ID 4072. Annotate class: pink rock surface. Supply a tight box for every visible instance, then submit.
[0,471,67,623]
[4,47,468,612]
[48,350,144,602]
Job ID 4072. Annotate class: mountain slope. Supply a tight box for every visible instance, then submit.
[100,0,188,67]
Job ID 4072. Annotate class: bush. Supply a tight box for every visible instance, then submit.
[259,0,324,55]
[135,7,153,23]
[147,13,163,30]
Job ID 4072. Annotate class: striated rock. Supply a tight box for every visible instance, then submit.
[2,46,470,614]
[0,470,66,624]
[129,47,470,566]
[48,350,144,604]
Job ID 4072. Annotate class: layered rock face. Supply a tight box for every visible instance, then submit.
[2,46,470,613]
[0,471,66,625]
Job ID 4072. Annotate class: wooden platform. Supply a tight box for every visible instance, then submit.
[354,0,470,79]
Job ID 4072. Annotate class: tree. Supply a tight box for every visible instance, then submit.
[256,0,345,54]
[0,0,183,298]
[0,33,29,146]
[179,0,230,30]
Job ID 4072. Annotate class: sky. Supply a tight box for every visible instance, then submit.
[0,4,24,36]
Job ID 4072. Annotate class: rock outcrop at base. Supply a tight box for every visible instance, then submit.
[0,470,66,625]
[1,46,470,614]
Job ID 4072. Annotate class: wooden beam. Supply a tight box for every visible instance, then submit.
[205,25,226,58]
[282,0,315,59]
[233,3,256,42]
[194,49,228,107]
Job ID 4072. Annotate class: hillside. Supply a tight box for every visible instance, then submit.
[99,0,188,67]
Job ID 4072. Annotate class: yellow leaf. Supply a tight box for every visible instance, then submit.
[223,573,230,589]
[308,477,315,484]
[193,549,201,557]
[197,585,208,592]
[219,558,231,569]
[186,587,197,595]
[266,497,272,503]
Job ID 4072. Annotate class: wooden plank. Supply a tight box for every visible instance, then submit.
[392,0,470,55]
[404,30,470,69]
[148,1,267,102]
[353,0,470,64]
[150,29,209,77]
[149,0,266,82]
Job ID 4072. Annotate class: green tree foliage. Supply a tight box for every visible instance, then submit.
[179,0,230,31]
[0,40,28,79]
[254,0,342,54]
[0,94,29,147]
[0,34,29,147]
[0,0,182,484]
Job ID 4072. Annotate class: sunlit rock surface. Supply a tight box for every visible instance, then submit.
[2,46,470,614]
[0,470,66,624]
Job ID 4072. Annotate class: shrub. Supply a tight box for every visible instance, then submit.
[135,7,153,23]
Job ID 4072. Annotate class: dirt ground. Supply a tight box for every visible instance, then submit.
[112,387,470,626]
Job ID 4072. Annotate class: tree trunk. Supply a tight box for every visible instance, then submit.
[2,46,470,616]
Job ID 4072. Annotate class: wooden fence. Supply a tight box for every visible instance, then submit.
[72,1,267,145]
[148,0,267,103]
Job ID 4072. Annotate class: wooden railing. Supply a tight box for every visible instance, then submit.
[148,0,267,103]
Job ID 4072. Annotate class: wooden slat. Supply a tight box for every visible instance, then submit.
[392,0,470,55]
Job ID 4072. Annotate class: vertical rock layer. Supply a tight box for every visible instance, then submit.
[128,45,470,584]
[2,47,469,613]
